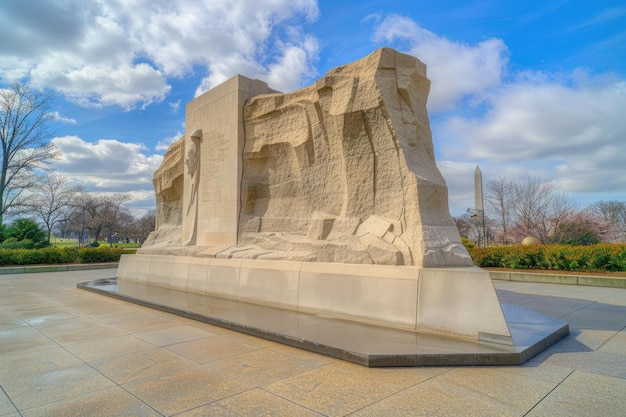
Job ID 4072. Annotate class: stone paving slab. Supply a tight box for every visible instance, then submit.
[0,268,625,416]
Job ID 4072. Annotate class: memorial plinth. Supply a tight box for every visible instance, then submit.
[83,48,567,365]
[117,255,513,343]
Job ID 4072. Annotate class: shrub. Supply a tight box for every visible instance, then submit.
[0,238,35,249]
[77,246,123,263]
[4,219,47,246]
[469,246,509,268]
[461,237,475,249]
[0,246,123,266]
[468,244,626,272]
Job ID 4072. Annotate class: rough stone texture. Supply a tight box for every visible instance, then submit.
[141,48,471,268]
[142,137,184,249]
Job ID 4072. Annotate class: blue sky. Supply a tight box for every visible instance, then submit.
[1,0,625,216]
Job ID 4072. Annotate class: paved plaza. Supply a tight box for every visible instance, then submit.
[1,268,625,416]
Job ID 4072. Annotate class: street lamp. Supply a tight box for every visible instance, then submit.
[467,207,487,247]
[81,205,85,247]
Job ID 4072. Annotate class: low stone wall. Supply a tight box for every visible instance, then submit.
[0,263,118,274]
[489,271,626,288]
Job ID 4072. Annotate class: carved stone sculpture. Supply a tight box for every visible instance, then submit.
[141,48,471,268]
[122,48,521,343]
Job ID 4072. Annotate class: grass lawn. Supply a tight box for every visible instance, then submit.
[50,238,141,249]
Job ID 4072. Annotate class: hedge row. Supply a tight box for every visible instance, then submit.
[2,243,624,272]
[0,246,123,266]
[468,244,626,272]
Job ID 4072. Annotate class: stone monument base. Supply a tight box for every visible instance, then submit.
[80,261,569,366]
[118,254,519,344]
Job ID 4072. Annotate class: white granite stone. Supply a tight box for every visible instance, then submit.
[121,48,515,343]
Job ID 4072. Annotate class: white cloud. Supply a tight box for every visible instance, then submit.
[168,99,181,113]
[370,13,626,215]
[1,0,320,109]
[156,132,184,152]
[50,135,163,191]
[436,160,477,214]
[439,74,626,195]
[48,111,77,125]
[266,35,320,91]
[36,64,171,110]
[372,14,509,112]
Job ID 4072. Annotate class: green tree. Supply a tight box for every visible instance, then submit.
[4,218,47,246]
[0,82,57,224]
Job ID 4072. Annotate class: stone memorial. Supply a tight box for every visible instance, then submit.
[110,48,567,364]
[144,48,470,268]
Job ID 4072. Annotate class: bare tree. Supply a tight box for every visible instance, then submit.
[0,82,57,224]
[453,214,473,240]
[454,213,495,246]
[113,209,134,246]
[512,178,576,243]
[126,209,156,244]
[586,200,626,242]
[76,193,131,243]
[550,211,602,245]
[56,203,87,242]
[486,177,515,244]
[29,173,84,243]
[587,200,626,223]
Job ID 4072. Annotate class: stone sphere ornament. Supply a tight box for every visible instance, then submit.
[521,236,542,246]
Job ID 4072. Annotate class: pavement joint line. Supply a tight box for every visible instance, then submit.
[521,368,576,417]
[256,387,322,416]
[559,300,602,320]
[595,323,626,351]
[0,383,20,414]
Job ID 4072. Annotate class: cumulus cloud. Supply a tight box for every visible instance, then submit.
[48,111,77,125]
[193,33,320,96]
[35,63,172,110]
[156,132,184,153]
[436,160,477,214]
[439,73,626,195]
[370,13,626,215]
[372,14,509,112]
[1,0,320,109]
[50,135,163,191]
[265,36,321,92]
[444,78,614,160]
